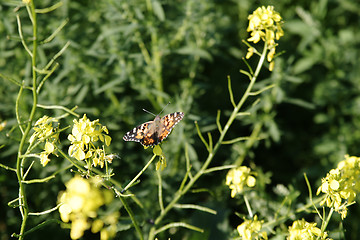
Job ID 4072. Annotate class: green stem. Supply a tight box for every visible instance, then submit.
[320,207,334,238]
[157,170,165,213]
[15,2,38,239]
[148,44,268,240]
[118,195,144,240]
[244,194,253,218]
[122,154,157,193]
[15,84,25,134]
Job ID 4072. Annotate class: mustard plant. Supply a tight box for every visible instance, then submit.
[0,2,127,239]
[2,1,358,239]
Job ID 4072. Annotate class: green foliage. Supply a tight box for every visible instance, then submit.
[1,0,360,239]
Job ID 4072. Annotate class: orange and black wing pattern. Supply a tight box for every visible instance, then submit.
[123,112,184,147]
[158,112,184,143]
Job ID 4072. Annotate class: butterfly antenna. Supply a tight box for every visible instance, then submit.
[158,101,171,116]
[142,108,156,117]
[143,102,171,116]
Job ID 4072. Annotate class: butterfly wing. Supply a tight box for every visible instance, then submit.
[123,112,184,147]
[157,112,184,142]
[123,121,152,143]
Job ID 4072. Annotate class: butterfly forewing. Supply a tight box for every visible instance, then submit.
[162,112,184,130]
[123,112,184,147]
[123,122,150,142]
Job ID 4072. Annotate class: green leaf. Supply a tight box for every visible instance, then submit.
[153,0,165,21]
[176,46,213,61]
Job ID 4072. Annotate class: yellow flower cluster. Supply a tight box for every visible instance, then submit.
[58,175,117,240]
[68,114,112,168]
[237,215,267,240]
[246,6,284,71]
[30,116,59,166]
[316,155,360,219]
[287,219,329,240]
[226,166,256,198]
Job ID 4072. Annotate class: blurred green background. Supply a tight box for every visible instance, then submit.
[1,0,360,239]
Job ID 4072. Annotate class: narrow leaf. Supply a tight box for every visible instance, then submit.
[152,0,165,21]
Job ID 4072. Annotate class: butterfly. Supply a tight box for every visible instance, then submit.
[123,112,184,147]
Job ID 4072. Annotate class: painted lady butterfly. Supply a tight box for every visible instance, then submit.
[123,112,184,147]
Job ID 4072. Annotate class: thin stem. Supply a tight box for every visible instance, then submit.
[16,14,32,57]
[15,83,25,135]
[148,43,269,240]
[36,104,79,117]
[321,207,334,238]
[157,170,165,213]
[174,204,217,215]
[303,173,322,219]
[154,222,203,235]
[121,154,157,193]
[195,121,209,151]
[28,203,61,216]
[34,2,63,14]
[0,163,17,172]
[235,122,263,165]
[203,164,237,174]
[244,194,253,218]
[56,147,87,173]
[216,110,223,133]
[16,2,38,239]
[228,75,236,108]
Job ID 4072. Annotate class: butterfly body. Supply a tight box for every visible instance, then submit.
[123,112,184,147]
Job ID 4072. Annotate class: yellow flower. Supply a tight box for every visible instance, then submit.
[287,219,328,240]
[98,212,119,240]
[58,175,115,240]
[39,141,55,166]
[237,215,267,240]
[70,218,89,240]
[267,47,276,63]
[0,120,6,131]
[30,116,59,166]
[246,6,284,71]
[40,152,51,167]
[226,166,256,198]
[92,147,111,168]
[68,114,112,168]
[317,155,360,219]
[30,116,58,143]
[91,219,104,233]
[246,47,255,59]
[248,30,264,44]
